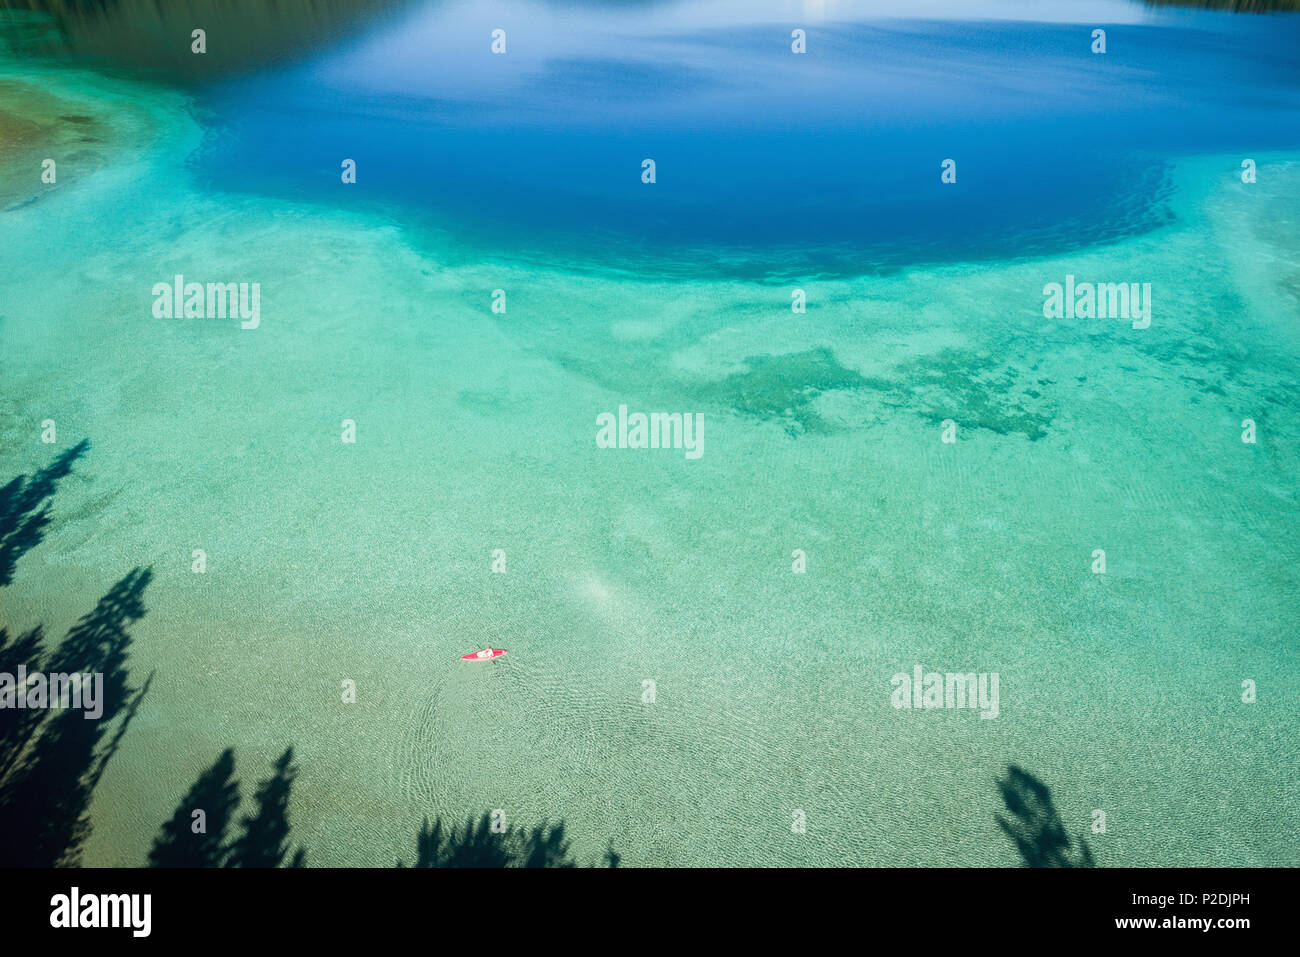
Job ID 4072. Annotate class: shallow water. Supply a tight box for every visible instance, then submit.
[1,0,1298,866]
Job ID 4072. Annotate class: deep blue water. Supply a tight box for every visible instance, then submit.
[191,3,1300,275]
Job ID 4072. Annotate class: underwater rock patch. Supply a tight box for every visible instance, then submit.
[695,346,1054,440]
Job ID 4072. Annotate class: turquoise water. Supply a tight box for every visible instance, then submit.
[1,0,1298,866]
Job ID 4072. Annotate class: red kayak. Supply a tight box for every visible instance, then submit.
[460,648,507,661]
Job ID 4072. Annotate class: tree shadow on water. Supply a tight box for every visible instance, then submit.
[227,748,307,868]
[0,438,88,587]
[149,748,240,867]
[0,442,91,776]
[0,443,154,866]
[995,765,1095,868]
[402,812,619,868]
[149,746,307,867]
[0,567,154,865]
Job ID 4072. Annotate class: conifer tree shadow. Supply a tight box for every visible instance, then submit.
[149,747,307,867]
[228,748,307,868]
[0,623,49,780]
[0,444,157,866]
[995,765,1095,868]
[149,748,240,867]
[0,438,88,586]
[402,813,618,868]
[0,566,153,866]
[0,441,89,771]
